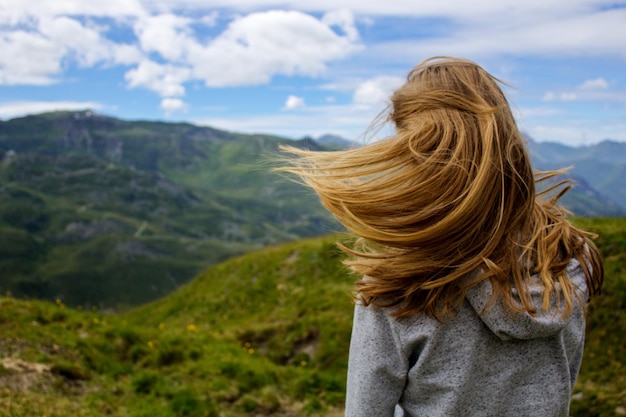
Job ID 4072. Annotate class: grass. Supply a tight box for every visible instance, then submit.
[570,218,626,416]
[0,235,353,416]
[0,219,624,416]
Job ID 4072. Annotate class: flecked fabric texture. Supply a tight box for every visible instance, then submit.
[345,258,588,417]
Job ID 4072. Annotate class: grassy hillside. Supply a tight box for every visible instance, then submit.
[0,111,336,310]
[569,218,626,416]
[0,218,624,416]
[528,140,626,211]
[0,235,354,416]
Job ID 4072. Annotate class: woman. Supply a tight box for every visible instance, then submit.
[278,56,603,417]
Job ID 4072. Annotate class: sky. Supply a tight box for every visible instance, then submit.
[1,0,625,146]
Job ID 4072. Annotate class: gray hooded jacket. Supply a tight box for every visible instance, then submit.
[345,258,588,417]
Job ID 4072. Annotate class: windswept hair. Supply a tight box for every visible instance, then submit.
[277,56,603,319]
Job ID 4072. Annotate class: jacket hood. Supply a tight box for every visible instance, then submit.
[464,257,588,341]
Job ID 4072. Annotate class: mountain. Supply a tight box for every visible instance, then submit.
[313,134,356,149]
[0,110,338,310]
[1,111,624,310]
[0,217,624,416]
[527,139,626,213]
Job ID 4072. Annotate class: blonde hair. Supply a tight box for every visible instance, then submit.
[277,56,603,319]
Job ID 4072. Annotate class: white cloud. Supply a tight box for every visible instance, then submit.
[543,91,577,101]
[187,10,362,87]
[200,11,220,26]
[0,30,65,85]
[322,9,359,41]
[124,60,191,97]
[1,7,362,92]
[368,7,626,61]
[283,95,305,110]
[112,43,144,65]
[0,101,104,119]
[0,0,146,20]
[0,13,141,86]
[2,1,623,94]
[134,0,612,23]
[160,97,188,114]
[580,77,609,90]
[129,10,361,91]
[353,76,404,106]
[134,14,194,62]
[543,80,625,103]
[38,16,107,66]
[38,16,142,67]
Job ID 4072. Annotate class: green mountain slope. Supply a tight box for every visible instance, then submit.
[527,139,626,213]
[0,111,337,310]
[0,218,624,416]
[1,110,624,310]
[0,235,354,417]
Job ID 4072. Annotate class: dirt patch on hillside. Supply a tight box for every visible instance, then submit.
[0,357,87,395]
[0,358,53,392]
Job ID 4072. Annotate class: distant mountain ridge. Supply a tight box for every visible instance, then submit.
[526,138,626,211]
[0,110,337,309]
[0,111,624,309]
[313,134,356,149]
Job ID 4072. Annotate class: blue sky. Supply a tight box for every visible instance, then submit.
[1,0,625,146]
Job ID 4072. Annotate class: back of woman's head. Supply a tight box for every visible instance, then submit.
[278,56,603,319]
[380,57,535,266]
